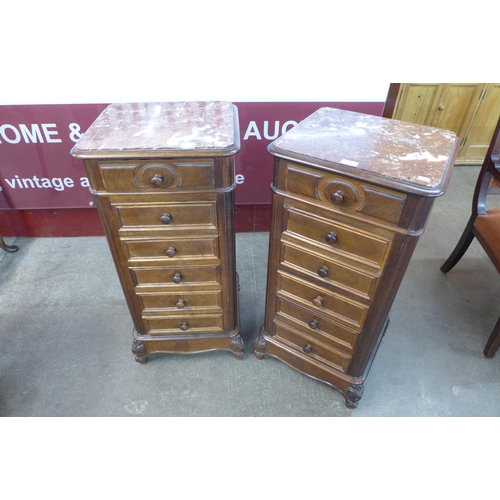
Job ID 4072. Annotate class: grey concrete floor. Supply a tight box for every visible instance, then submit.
[1,166,500,416]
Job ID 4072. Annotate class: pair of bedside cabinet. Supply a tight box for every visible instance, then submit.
[72,101,459,408]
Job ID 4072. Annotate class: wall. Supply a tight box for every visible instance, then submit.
[0,2,490,235]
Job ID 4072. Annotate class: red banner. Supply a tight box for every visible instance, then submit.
[0,102,384,210]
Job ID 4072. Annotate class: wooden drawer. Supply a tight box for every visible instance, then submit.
[131,265,220,287]
[274,322,351,372]
[277,271,368,329]
[280,242,378,300]
[122,237,218,263]
[145,313,224,335]
[285,207,391,269]
[138,291,222,312]
[114,201,217,231]
[96,159,215,192]
[276,297,358,350]
[283,161,406,225]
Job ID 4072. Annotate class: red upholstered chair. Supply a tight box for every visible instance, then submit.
[441,114,500,357]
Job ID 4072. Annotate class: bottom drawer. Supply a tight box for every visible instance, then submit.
[274,322,351,372]
[145,314,224,335]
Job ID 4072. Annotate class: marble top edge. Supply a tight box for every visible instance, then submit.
[72,101,240,156]
[269,107,459,193]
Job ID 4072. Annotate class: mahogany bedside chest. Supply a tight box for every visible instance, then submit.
[72,101,243,362]
[254,107,459,408]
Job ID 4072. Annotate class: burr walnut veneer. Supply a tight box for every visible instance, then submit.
[72,101,243,362]
[254,108,459,408]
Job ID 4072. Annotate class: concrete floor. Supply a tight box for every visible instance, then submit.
[1,165,500,416]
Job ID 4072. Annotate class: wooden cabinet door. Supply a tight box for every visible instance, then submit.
[429,83,485,139]
[459,83,500,163]
[393,83,442,124]
[390,83,499,165]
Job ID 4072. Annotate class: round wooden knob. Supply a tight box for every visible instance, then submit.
[160,213,172,225]
[331,190,344,204]
[180,321,189,331]
[166,246,176,257]
[313,296,323,307]
[172,272,182,284]
[150,174,164,187]
[176,298,185,309]
[309,319,319,330]
[303,344,313,354]
[318,266,329,278]
[325,231,337,244]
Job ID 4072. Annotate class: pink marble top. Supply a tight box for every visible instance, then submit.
[72,101,240,158]
[269,107,459,196]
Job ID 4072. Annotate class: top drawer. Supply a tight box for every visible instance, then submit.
[92,159,216,192]
[280,161,407,226]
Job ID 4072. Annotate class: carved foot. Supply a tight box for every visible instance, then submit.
[345,384,364,409]
[253,333,267,360]
[230,333,244,359]
[131,339,148,364]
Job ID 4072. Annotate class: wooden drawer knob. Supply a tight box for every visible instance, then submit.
[166,246,176,257]
[318,266,329,278]
[325,231,337,244]
[303,344,313,354]
[150,174,164,187]
[172,272,182,284]
[180,321,189,331]
[160,213,172,225]
[309,319,319,330]
[313,295,323,307]
[176,298,185,309]
[331,190,344,204]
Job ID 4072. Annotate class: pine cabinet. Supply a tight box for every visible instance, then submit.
[386,83,500,165]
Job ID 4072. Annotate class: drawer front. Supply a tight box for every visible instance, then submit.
[281,242,378,299]
[131,265,220,287]
[145,314,224,335]
[115,202,217,230]
[274,322,351,372]
[123,237,218,262]
[285,207,391,269]
[283,161,406,225]
[138,291,222,312]
[277,271,368,329]
[276,297,358,350]
[97,159,215,192]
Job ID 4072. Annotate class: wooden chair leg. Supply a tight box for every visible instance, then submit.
[0,233,18,253]
[484,315,500,358]
[440,217,475,273]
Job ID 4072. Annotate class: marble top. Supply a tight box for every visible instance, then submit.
[269,107,459,196]
[72,101,240,158]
